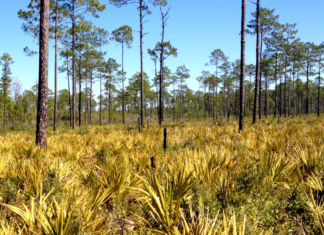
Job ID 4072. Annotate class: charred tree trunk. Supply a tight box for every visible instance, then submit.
[158,8,170,124]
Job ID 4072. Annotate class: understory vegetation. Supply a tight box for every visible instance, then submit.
[0,116,324,234]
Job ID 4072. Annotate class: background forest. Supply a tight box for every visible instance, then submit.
[0,1,323,130]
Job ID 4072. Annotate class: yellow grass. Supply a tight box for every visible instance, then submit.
[0,116,323,234]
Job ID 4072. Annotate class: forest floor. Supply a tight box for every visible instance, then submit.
[0,116,323,234]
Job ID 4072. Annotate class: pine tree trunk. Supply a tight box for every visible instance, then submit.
[72,5,76,129]
[239,0,246,131]
[223,82,226,117]
[288,68,291,116]
[99,45,102,125]
[265,75,268,118]
[297,72,299,115]
[78,57,82,127]
[284,56,287,117]
[274,53,278,118]
[122,42,125,124]
[139,0,144,127]
[280,65,282,116]
[90,70,93,124]
[259,32,263,120]
[216,84,218,118]
[85,72,88,125]
[53,0,58,131]
[306,60,310,116]
[253,0,260,124]
[109,82,111,124]
[36,0,49,149]
[318,60,321,117]
[66,55,71,127]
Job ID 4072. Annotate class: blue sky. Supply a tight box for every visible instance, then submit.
[0,0,324,97]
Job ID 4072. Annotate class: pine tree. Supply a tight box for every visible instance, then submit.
[0,53,14,129]
[111,25,133,125]
[36,0,49,149]
[109,0,167,127]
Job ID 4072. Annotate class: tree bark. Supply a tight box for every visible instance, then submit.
[78,57,82,126]
[36,0,49,149]
[318,60,321,117]
[90,69,93,124]
[274,53,278,118]
[284,56,287,117]
[239,0,246,131]
[122,42,125,124]
[259,33,263,120]
[253,0,260,124]
[66,55,71,127]
[140,0,144,127]
[99,45,102,125]
[53,0,58,131]
[85,70,88,125]
[306,60,310,115]
[72,4,76,129]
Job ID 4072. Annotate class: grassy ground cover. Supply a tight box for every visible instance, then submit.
[0,117,323,234]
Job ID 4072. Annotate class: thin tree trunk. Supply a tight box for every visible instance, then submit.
[78,57,82,126]
[288,67,291,116]
[223,81,226,117]
[36,0,49,149]
[306,60,310,116]
[53,0,58,131]
[140,0,144,127]
[239,0,246,131]
[249,74,252,113]
[297,72,299,115]
[265,75,268,118]
[318,60,321,117]
[284,56,287,117]
[280,64,282,116]
[253,0,260,124]
[109,82,111,124]
[274,53,278,118]
[99,45,102,125]
[90,69,93,124]
[259,32,263,120]
[85,71,88,125]
[72,5,76,129]
[122,42,125,124]
[67,55,71,127]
